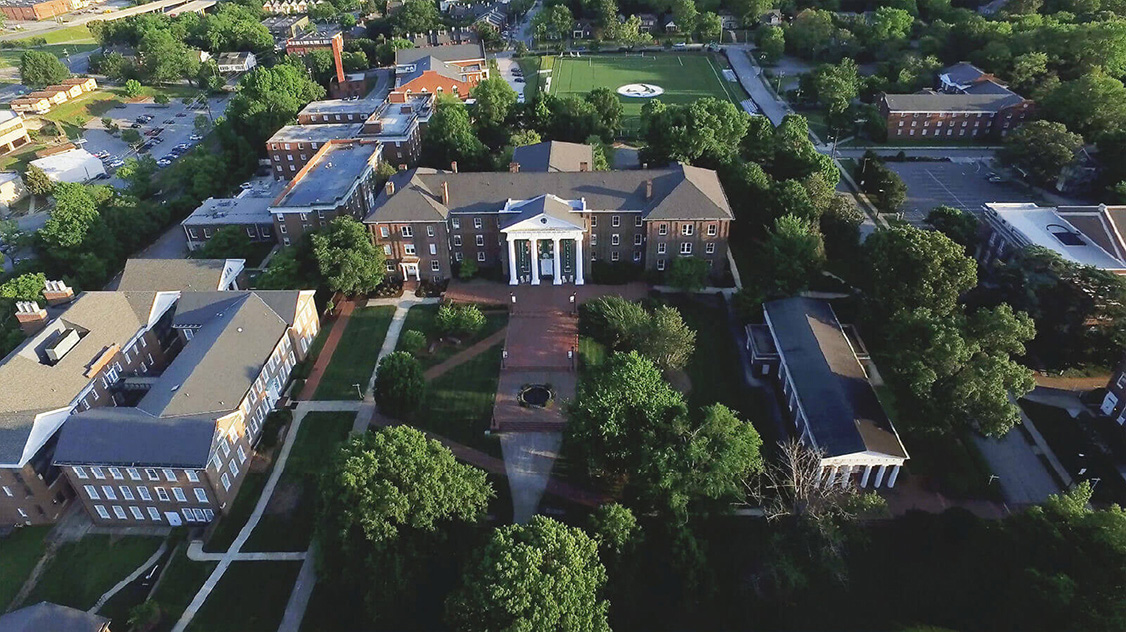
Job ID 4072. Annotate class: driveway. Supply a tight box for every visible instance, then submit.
[723,44,790,127]
[973,428,1060,506]
[492,53,528,98]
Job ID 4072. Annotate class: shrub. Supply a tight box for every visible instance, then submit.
[154,93,170,105]
[436,304,486,338]
[579,296,696,371]
[374,351,425,418]
[124,79,143,97]
[666,256,708,291]
[399,329,427,355]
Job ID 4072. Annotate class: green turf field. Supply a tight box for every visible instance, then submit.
[546,53,745,134]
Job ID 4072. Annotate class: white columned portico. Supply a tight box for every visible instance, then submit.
[507,235,518,286]
[887,465,900,488]
[574,236,584,285]
[874,464,888,487]
[860,465,873,488]
[530,238,540,285]
[552,237,562,285]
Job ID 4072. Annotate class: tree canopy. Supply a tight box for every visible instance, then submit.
[19,50,69,88]
[310,216,386,295]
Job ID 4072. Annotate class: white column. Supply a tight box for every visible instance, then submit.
[874,464,888,488]
[574,236,584,285]
[840,465,853,488]
[552,237,562,285]
[530,238,540,285]
[825,466,839,488]
[887,465,901,488]
[860,465,873,488]
[507,235,518,285]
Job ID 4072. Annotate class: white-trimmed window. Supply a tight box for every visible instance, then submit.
[611,251,620,262]
[156,487,170,502]
[612,215,620,227]
[477,251,485,262]
[681,224,694,236]
[95,505,110,520]
[452,218,460,229]
[591,216,597,227]
[230,459,240,478]
[431,260,440,272]
[114,506,127,519]
[237,446,247,464]
[427,225,435,237]
[633,251,642,262]
[131,506,144,520]
[707,223,718,236]
[203,509,215,521]
[706,242,716,254]
[163,469,176,482]
[473,217,482,229]
[657,242,666,254]
[195,488,209,503]
[186,471,199,483]
[211,454,222,471]
[73,466,88,480]
[173,488,187,502]
[120,486,134,501]
[102,486,117,500]
[138,486,151,501]
[91,467,105,480]
[429,243,437,255]
[109,467,122,480]
[453,235,462,246]
[192,508,207,522]
[611,234,620,246]
[591,234,598,246]
[680,242,693,255]
[127,468,140,481]
[2,487,10,497]
[1117,373,1126,390]
[657,258,666,271]
[379,226,389,238]
[658,223,668,236]
[634,234,642,246]
[475,235,484,247]
[401,225,413,237]
[182,509,196,523]
[221,473,231,491]
[84,485,99,500]
[145,468,159,481]
[635,216,643,227]
[220,440,231,458]
[148,507,161,521]
[404,243,416,256]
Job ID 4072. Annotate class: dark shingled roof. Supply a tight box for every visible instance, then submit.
[364,164,733,224]
[941,61,987,86]
[511,141,595,173]
[0,602,109,632]
[53,407,215,468]
[118,259,232,292]
[765,298,907,460]
[881,91,1025,113]
[395,42,484,65]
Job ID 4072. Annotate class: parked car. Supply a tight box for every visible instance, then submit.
[157,158,172,167]
[189,134,203,141]
[151,137,164,144]
[175,112,187,117]
[108,159,125,168]
[514,77,524,83]
[130,122,142,128]
[988,174,1004,183]
[164,119,175,124]
[94,150,110,159]
[135,116,147,123]
[239,182,253,189]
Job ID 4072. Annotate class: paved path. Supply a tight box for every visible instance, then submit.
[501,432,563,523]
[724,44,790,126]
[90,541,168,614]
[424,327,509,381]
[171,403,316,632]
[277,542,318,632]
[185,541,306,562]
[298,300,355,400]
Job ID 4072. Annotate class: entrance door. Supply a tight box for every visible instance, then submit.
[540,256,554,278]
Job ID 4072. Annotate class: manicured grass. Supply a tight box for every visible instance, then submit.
[186,561,302,632]
[577,335,608,370]
[516,56,542,97]
[411,343,503,456]
[0,42,98,68]
[203,470,270,553]
[243,411,355,552]
[0,141,47,172]
[25,535,163,610]
[313,305,396,400]
[0,525,50,609]
[14,25,96,45]
[667,295,749,416]
[547,53,744,134]
[149,546,217,632]
[397,304,509,369]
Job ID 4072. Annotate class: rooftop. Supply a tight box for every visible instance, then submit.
[261,14,308,29]
[268,123,362,145]
[364,94,434,138]
[273,141,380,209]
[882,91,1025,113]
[764,297,908,460]
[0,602,109,632]
[512,141,595,173]
[985,202,1126,270]
[118,259,245,292]
[395,42,485,65]
[182,181,284,227]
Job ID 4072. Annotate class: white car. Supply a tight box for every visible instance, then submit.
[157,159,172,168]
[108,159,125,168]
[189,134,203,141]
[239,182,253,190]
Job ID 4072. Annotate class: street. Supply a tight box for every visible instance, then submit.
[723,44,790,126]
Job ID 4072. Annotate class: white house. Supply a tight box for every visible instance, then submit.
[216,51,258,73]
[29,149,105,184]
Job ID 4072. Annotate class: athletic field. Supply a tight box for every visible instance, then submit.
[546,53,745,135]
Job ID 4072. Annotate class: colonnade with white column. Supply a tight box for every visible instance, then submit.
[505,230,584,286]
[817,463,902,489]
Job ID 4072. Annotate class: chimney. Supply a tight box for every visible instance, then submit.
[450,160,458,173]
[509,161,519,173]
[385,180,395,196]
[579,161,589,172]
[441,181,450,206]
[42,280,74,306]
[645,179,652,200]
[15,301,47,335]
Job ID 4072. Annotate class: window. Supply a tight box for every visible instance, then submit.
[401,226,413,237]
[237,445,247,464]
[163,469,176,482]
[657,258,666,271]
[634,234,642,246]
[591,216,597,227]
[427,225,435,237]
[120,486,134,501]
[453,235,462,246]
[452,218,460,229]
[707,224,717,236]
[173,488,187,502]
[404,243,416,256]
[473,217,482,229]
[431,260,440,272]
[131,506,144,520]
[146,468,159,481]
[590,234,597,246]
[138,486,151,501]
[657,242,666,254]
[109,467,122,480]
[96,505,110,520]
[379,226,389,238]
[102,486,117,500]
[383,244,392,256]
[681,224,694,236]
[91,467,104,480]
[455,252,463,261]
[195,488,209,503]
[182,509,196,523]
[148,507,161,521]
[203,509,215,521]
[210,454,222,472]
[114,506,127,520]
[221,473,231,491]
[635,216,643,227]
[477,251,486,262]
[1117,373,1126,390]
[84,485,99,500]
[230,459,240,478]
[680,242,693,254]
[611,251,620,262]
[73,466,88,480]
[612,215,620,227]
[156,487,170,502]
[186,470,199,483]
[475,235,484,247]
[658,223,668,236]
[193,508,207,522]
[127,468,140,481]
[220,439,230,458]
[633,251,642,262]
[706,242,716,254]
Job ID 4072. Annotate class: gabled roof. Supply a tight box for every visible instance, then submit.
[765,298,907,460]
[881,91,1025,113]
[511,141,594,173]
[364,164,733,224]
[941,61,987,86]
[501,195,583,230]
[118,259,235,292]
[399,55,467,85]
[0,602,108,632]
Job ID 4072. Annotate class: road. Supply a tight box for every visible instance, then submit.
[512,0,541,46]
[723,44,790,126]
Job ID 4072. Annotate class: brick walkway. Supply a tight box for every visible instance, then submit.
[422,327,509,381]
[1033,373,1109,392]
[297,300,354,400]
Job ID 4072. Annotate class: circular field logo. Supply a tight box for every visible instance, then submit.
[617,83,665,98]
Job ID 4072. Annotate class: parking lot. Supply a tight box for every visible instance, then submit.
[81,94,230,185]
[884,160,1032,224]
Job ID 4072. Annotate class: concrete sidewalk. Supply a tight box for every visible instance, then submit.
[185,541,306,562]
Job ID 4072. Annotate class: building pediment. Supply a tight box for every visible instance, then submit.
[500,195,584,233]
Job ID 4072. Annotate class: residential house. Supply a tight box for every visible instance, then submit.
[216,51,257,73]
[635,12,658,32]
[978,203,1126,274]
[573,19,594,39]
[748,297,909,487]
[0,111,31,156]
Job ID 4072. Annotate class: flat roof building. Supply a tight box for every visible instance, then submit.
[979,202,1126,273]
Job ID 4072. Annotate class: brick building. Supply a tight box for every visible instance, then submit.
[393,42,487,101]
[0,0,76,21]
[364,148,733,284]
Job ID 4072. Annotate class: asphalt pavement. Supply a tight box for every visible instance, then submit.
[883,160,1033,224]
[723,44,790,126]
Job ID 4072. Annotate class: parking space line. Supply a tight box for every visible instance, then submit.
[924,167,969,211]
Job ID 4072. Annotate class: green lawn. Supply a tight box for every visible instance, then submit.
[313,305,396,400]
[25,535,163,610]
[0,42,98,69]
[203,469,271,553]
[149,546,217,632]
[243,411,355,552]
[14,25,96,45]
[186,561,302,632]
[0,525,50,609]
[410,343,503,456]
[547,53,745,135]
[397,304,509,369]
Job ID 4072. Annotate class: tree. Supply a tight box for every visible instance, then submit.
[226,62,326,148]
[374,351,425,416]
[1001,120,1083,185]
[115,155,158,198]
[436,304,485,338]
[422,96,487,170]
[1042,69,1126,140]
[510,129,541,147]
[0,272,45,302]
[127,600,161,632]
[697,11,722,42]
[532,3,574,41]
[640,97,749,165]
[317,426,493,621]
[121,128,143,147]
[24,164,53,198]
[666,256,708,291]
[820,193,863,260]
[390,0,441,35]
[812,58,861,120]
[763,214,825,295]
[194,114,210,134]
[340,12,357,29]
[124,78,143,97]
[153,93,170,105]
[399,329,427,355]
[636,305,697,371]
[758,26,785,62]
[588,503,639,554]
[585,87,623,140]
[925,205,979,253]
[447,516,610,632]
[579,297,696,371]
[138,28,199,85]
[856,152,906,214]
[310,216,386,295]
[870,6,913,43]
[470,76,517,131]
[194,225,253,260]
[19,50,68,88]
[616,14,653,46]
[786,9,835,60]
[862,225,977,322]
[309,1,338,21]
[671,0,698,35]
